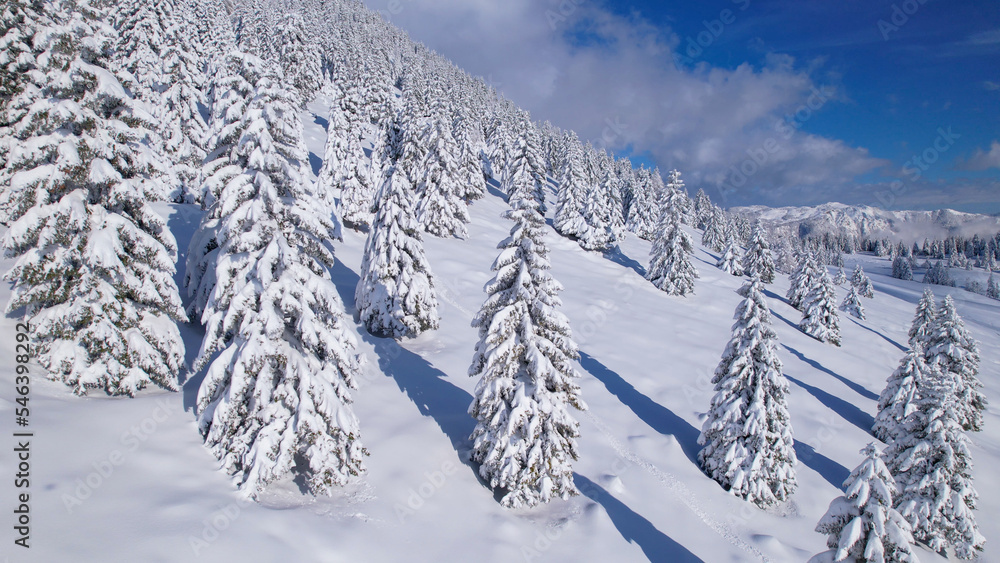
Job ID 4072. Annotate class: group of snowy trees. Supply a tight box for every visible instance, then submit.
[811,289,986,561]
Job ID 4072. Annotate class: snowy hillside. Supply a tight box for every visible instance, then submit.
[733,202,1000,243]
[1,95,997,562]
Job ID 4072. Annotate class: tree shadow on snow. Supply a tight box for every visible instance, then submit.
[165,204,211,402]
[785,374,875,437]
[602,246,646,277]
[782,344,879,400]
[792,441,850,490]
[308,152,323,177]
[847,318,907,353]
[579,352,701,466]
[575,474,703,563]
[312,114,328,131]
[328,259,481,471]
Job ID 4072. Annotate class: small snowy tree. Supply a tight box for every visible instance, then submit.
[787,252,821,310]
[988,272,1000,299]
[698,276,797,507]
[701,207,727,252]
[852,265,875,298]
[800,268,842,346]
[833,266,848,286]
[925,296,985,433]
[553,138,589,239]
[809,443,920,563]
[743,223,776,284]
[884,368,985,559]
[468,196,586,509]
[840,285,866,320]
[193,67,368,499]
[892,255,914,281]
[415,116,470,238]
[717,237,744,276]
[356,160,440,338]
[873,344,927,443]
[316,85,374,227]
[647,199,698,296]
[577,184,617,252]
[908,289,936,350]
[923,262,954,287]
[624,167,658,240]
[3,1,185,396]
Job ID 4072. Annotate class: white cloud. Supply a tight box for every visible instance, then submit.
[957,140,1000,171]
[365,0,889,206]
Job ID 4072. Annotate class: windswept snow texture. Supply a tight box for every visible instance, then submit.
[1,99,998,563]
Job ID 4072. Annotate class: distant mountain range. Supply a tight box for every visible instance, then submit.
[732,202,1000,242]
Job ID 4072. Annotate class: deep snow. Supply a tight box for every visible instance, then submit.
[0,98,997,563]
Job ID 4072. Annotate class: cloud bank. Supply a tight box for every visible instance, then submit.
[364,0,999,210]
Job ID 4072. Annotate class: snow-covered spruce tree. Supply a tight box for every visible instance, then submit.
[186,51,267,320]
[624,166,658,240]
[2,0,185,396]
[922,261,954,287]
[840,285,865,321]
[988,272,1000,300]
[787,252,821,310]
[416,114,470,238]
[809,443,920,563]
[504,131,547,213]
[316,84,374,227]
[553,136,589,239]
[646,201,698,296]
[112,0,170,103]
[193,66,368,499]
[892,255,914,281]
[925,296,986,433]
[907,288,936,349]
[883,367,985,558]
[468,195,586,509]
[276,13,321,107]
[799,267,842,346]
[852,265,875,298]
[743,223,776,284]
[159,30,209,203]
[698,275,796,507]
[452,109,486,203]
[833,266,848,286]
[872,344,927,443]
[693,187,713,230]
[356,152,440,338]
[717,236,744,276]
[577,183,617,252]
[661,168,692,226]
[701,207,727,253]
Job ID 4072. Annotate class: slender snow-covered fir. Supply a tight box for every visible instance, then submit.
[192,63,368,498]
[925,295,986,433]
[882,364,985,558]
[468,194,586,509]
[872,343,927,443]
[852,264,875,298]
[809,443,920,563]
[743,223,776,283]
[355,118,440,339]
[698,275,797,507]
[415,109,471,238]
[840,285,866,320]
[799,266,842,346]
[2,0,186,396]
[787,251,822,310]
[717,236,744,276]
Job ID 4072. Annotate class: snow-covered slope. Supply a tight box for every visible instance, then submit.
[1,102,997,563]
[733,202,1000,242]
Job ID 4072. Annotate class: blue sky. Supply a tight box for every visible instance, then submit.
[364,0,1000,212]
